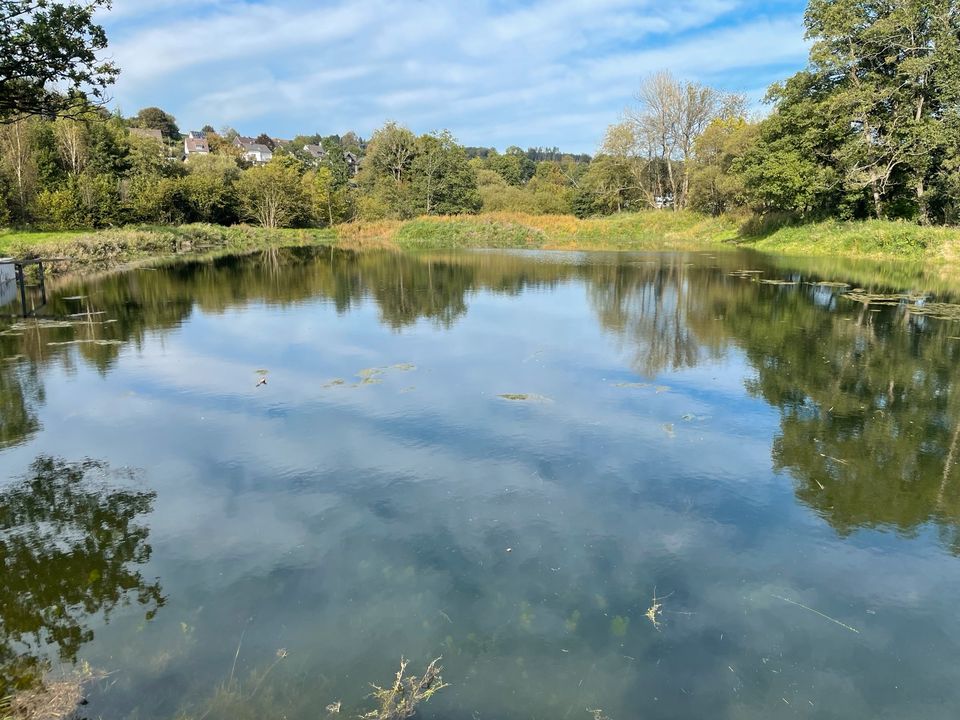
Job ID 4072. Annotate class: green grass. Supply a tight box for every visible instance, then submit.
[387,211,739,252]
[737,218,960,262]
[0,228,87,255]
[0,224,337,271]
[392,216,545,249]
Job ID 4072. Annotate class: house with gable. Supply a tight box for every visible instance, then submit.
[184,130,210,157]
[303,144,325,160]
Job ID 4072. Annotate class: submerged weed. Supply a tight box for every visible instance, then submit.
[361,658,447,720]
[610,616,629,638]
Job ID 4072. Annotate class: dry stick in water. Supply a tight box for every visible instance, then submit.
[771,594,860,635]
[229,620,251,688]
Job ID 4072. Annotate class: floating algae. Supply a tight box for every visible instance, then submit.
[758,279,799,286]
[842,291,960,321]
[323,378,346,388]
[613,382,651,389]
[47,339,122,347]
[498,393,553,403]
[352,363,418,385]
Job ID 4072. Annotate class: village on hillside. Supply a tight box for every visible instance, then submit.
[130,126,361,173]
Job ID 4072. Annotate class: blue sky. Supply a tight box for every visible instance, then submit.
[98,0,810,153]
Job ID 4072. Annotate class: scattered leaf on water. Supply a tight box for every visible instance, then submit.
[323,378,346,388]
[662,423,675,437]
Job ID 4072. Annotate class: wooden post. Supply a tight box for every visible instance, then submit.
[15,262,27,317]
[38,260,46,306]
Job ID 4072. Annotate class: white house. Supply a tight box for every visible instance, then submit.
[184,130,210,157]
[239,141,273,165]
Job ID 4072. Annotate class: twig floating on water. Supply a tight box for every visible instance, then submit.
[771,594,860,634]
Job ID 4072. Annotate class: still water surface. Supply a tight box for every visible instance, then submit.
[2,248,960,719]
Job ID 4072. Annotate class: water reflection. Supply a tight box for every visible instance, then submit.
[3,249,960,544]
[0,456,165,694]
[2,248,960,718]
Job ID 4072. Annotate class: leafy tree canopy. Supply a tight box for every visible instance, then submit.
[0,0,118,121]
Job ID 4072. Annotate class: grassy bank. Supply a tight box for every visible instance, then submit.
[3,212,960,275]
[334,211,960,264]
[341,211,740,252]
[738,218,960,263]
[0,224,337,273]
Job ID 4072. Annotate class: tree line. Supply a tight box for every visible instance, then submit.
[1,0,959,230]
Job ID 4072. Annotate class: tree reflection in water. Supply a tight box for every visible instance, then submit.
[0,456,165,694]
[3,248,960,557]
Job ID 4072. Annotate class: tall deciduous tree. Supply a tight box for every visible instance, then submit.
[0,1,118,121]
[748,0,960,222]
[411,130,481,215]
[236,161,302,228]
[365,121,417,185]
[621,71,742,210]
[134,107,180,140]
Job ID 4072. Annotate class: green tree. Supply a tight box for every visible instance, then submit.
[0,1,118,121]
[745,1,960,223]
[737,71,846,218]
[0,116,37,221]
[364,121,416,186]
[411,130,481,215]
[301,166,352,226]
[806,0,960,220]
[134,106,180,140]
[689,117,758,215]
[236,160,303,228]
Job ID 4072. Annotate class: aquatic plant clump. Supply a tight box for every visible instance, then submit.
[361,657,447,720]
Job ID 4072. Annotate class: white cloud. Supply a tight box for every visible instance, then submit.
[100,0,809,150]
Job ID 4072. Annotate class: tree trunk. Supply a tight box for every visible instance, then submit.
[871,181,882,220]
[916,177,929,225]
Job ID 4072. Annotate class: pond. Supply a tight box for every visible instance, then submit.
[2,247,960,720]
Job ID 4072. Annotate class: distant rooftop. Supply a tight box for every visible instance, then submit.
[130,127,164,141]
